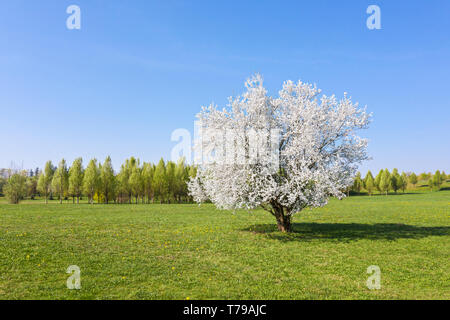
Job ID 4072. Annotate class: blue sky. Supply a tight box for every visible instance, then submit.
[0,0,449,174]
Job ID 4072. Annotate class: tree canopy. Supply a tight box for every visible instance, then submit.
[188,75,371,232]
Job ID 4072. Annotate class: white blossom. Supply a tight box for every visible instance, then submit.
[188,74,371,231]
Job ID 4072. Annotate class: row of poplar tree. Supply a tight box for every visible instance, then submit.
[350,169,448,195]
[2,163,448,203]
[1,157,197,204]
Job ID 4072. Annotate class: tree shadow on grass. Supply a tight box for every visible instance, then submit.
[242,223,450,242]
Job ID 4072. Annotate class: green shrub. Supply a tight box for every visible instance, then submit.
[4,173,27,204]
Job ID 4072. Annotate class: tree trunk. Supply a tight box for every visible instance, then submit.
[276,214,292,233]
[273,205,292,233]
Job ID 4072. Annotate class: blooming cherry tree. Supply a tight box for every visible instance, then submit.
[188,75,371,232]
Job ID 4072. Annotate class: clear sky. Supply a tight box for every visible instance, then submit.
[0,0,449,174]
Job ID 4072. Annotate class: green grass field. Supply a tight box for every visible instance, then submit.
[0,189,449,300]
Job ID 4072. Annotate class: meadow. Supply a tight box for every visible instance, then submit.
[0,188,449,300]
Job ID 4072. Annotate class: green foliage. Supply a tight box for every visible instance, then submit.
[390,168,400,193]
[409,172,418,187]
[153,158,169,203]
[0,177,6,196]
[142,162,154,203]
[83,159,100,204]
[7,157,445,205]
[69,158,84,203]
[166,161,176,202]
[428,178,433,191]
[399,172,408,193]
[175,158,189,203]
[52,159,69,204]
[374,169,383,193]
[3,173,27,204]
[37,174,46,199]
[352,169,449,195]
[352,172,363,194]
[36,161,54,203]
[364,171,375,196]
[117,162,131,203]
[379,169,390,195]
[26,175,38,199]
[100,156,116,204]
[188,165,197,178]
[432,170,443,190]
[129,164,143,204]
[419,172,430,181]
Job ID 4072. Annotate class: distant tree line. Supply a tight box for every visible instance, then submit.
[0,164,448,204]
[349,169,448,196]
[0,157,196,204]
